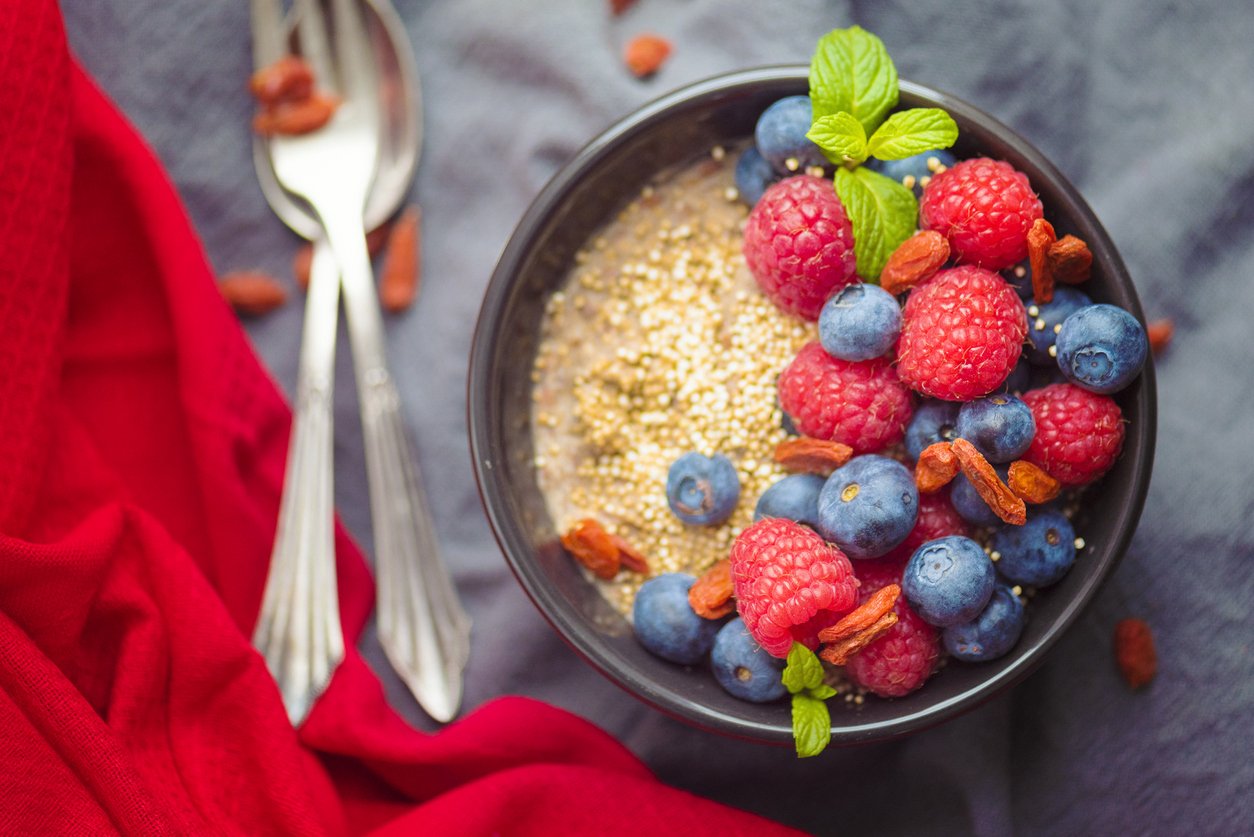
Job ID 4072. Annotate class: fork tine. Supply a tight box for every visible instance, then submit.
[329,0,377,104]
[250,0,287,70]
[294,0,337,94]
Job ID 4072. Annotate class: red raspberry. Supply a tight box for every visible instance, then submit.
[881,489,971,563]
[896,266,1028,401]
[778,342,913,454]
[1022,383,1125,486]
[742,175,858,320]
[844,555,941,698]
[730,518,859,658]
[920,158,1043,270]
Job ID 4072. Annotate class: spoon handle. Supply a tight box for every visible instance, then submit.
[319,203,471,724]
[253,238,344,726]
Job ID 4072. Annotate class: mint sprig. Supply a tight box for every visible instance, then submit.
[806,26,960,281]
[783,642,837,758]
[834,166,919,282]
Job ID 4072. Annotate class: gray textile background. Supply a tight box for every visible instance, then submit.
[62,1,1253,834]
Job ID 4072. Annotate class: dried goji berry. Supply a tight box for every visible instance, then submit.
[624,34,671,78]
[915,442,959,493]
[249,55,315,106]
[380,205,422,313]
[1007,459,1062,504]
[218,270,287,316]
[1027,218,1057,304]
[1147,318,1174,355]
[688,558,734,620]
[1114,617,1156,689]
[880,230,950,295]
[560,519,621,580]
[774,437,854,475]
[252,92,341,137]
[1047,235,1093,285]
[951,438,1026,525]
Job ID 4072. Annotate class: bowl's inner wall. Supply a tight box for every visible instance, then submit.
[476,70,1153,744]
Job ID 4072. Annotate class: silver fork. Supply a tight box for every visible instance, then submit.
[250,0,471,724]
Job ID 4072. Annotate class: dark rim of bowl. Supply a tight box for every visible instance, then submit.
[468,66,1157,746]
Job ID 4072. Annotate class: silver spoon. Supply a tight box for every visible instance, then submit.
[252,0,470,724]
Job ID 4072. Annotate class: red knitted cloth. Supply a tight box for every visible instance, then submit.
[0,3,800,833]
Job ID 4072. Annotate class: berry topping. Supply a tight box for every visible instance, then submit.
[1025,286,1092,366]
[1055,303,1149,394]
[730,518,859,658]
[896,265,1028,401]
[734,145,777,207]
[867,148,956,196]
[818,283,903,361]
[754,473,826,529]
[955,394,1036,463]
[902,535,996,628]
[665,452,740,526]
[816,455,919,560]
[844,555,941,697]
[949,466,1011,528]
[1021,383,1125,486]
[743,175,858,320]
[632,573,722,664]
[754,95,828,174]
[992,508,1077,588]
[710,618,788,703]
[777,342,914,453]
[904,400,960,460]
[919,157,1044,269]
[881,489,971,563]
[942,585,1026,662]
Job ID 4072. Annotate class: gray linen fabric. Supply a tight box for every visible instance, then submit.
[62,1,1254,834]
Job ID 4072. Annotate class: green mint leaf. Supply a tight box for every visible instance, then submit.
[782,642,824,694]
[809,26,899,136]
[806,112,868,166]
[791,693,832,758]
[866,107,959,161]
[833,166,919,281]
[808,683,838,701]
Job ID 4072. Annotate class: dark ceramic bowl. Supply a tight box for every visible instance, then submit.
[468,67,1156,746]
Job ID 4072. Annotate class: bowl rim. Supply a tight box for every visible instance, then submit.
[468,65,1157,746]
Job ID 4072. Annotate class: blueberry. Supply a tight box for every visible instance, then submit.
[998,356,1033,395]
[867,149,956,196]
[1025,287,1093,366]
[902,535,996,627]
[942,584,1026,662]
[1003,263,1034,299]
[1055,303,1149,394]
[755,96,827,174]
[905,400,961,461]
[780,411,799,436]
[992,509,1077,587]
[817,283,902,361]
[734,146,777,207]
[955,394,1036,463]
[632,573,721,664]
[816,455,918,560]
[666,452,740,526]
[710,618,788,702]
[754,473,825,528]
[949,467,1009,528]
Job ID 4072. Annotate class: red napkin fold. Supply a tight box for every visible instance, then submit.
[0,3,802,834]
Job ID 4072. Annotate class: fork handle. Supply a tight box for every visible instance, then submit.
[318,204,471,723]
[253,238,344,726]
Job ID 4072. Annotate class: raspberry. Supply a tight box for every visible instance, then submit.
[882,489,971,563]
[920,158,1043,270]
[730,518,859,658]
[1021,383,1125,486]
[742,175,858,320]
[896,266,1028,401]
[844,555,941,697]
[778,342,914,454]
